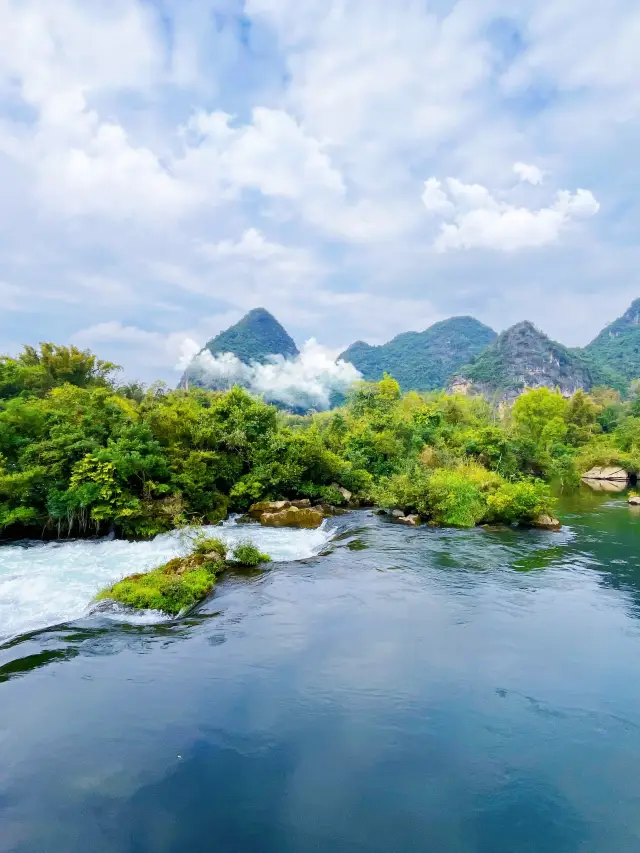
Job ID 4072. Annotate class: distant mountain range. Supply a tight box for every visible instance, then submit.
[179,300,640,403]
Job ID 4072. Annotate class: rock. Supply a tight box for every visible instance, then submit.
[260,506,324,529]
[249,500,291,519]
[290,499,311,509]
[582,466,629,482]
[202,551,224,564]
[376,508,389,516]
[331,483,352,503]
[531,514,562,531]
[391,509,405,519]
[628,496,640,506]
[398,514,421,527]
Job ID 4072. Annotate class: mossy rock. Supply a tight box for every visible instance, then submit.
[96,551,224,616]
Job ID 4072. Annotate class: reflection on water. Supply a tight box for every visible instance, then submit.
[1,491,640,852]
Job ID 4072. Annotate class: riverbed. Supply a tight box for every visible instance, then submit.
[1,490,640,852]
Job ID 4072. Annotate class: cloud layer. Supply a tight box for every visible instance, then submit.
[184,340,362,410]
[0,0,639,381]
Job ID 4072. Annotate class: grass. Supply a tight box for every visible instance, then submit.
[96,535,271,615]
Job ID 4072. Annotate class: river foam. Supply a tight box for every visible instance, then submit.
[0,519,333,641]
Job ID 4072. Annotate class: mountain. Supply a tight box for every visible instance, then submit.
[339,317,497,392]
[585,298,640,384]
[202,307,298,364]
[452,321,604,400]
[180,307,299,390]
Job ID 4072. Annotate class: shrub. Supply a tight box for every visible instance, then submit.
[424,469,486,528]
[192,534,228,559]
[483,480,553,524]
[229,540,272,567]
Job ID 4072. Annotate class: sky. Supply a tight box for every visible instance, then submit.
[0,0,639,384]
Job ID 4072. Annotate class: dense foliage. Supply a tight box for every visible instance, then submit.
[339,316,496,392]
[2,343,640,539]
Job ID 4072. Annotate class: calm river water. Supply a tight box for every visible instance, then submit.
[1,489,640,852]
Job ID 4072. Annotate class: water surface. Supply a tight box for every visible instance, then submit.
[1,492,640,852]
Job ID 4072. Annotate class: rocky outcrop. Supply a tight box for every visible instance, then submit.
[582,466,629,482]
[452,321,603,401]
[628,496,640,506]
[260,506,324,529]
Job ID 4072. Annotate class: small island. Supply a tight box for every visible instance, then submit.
[96,535,271,616]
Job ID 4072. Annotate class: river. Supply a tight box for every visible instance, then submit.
[1,489,640,852]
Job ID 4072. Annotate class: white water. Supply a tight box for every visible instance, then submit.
[0,520,333,641]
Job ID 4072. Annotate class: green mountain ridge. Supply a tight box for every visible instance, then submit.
[585,298,640,384]
[339,316,497,392]
[179,300,640,402]
[453,321,608,399]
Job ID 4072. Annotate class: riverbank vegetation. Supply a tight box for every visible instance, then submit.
[1,344,640,539]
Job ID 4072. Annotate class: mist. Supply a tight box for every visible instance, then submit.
[180,339,362,411]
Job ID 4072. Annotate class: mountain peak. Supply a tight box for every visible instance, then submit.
[456,321,600,399]
[180,307,299,391]
[204,307,299,364]
[339,316,496,391]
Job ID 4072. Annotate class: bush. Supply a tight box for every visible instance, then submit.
[424,469,486,528]
[483,480,553,524]
[191,533,228,559]
[230,540,272,567]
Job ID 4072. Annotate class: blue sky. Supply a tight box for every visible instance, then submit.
[0,0,639,383]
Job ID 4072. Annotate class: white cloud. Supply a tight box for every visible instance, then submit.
[421,179,454,215]
[186,339,362,410]
[513,162,544,186]
[422,175,600,252]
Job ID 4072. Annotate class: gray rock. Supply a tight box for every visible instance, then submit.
[531,514,562,531]
[391,509,405,519]
[582,466,629,482]
[628,496,640,506]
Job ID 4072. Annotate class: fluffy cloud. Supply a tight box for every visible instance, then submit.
[422,172,599,252]
[513,162,544,185]
[185,339,362,410]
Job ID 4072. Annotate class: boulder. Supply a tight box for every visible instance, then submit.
[628,496,640,506]
[398,514,421,527]
[582,466,629,482]
[249,500,291,519]
[531,514,562,531]
[290,499,312,509]
[260,506,324,529]
[391,509,405,519]
[331,483,353,503]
